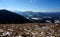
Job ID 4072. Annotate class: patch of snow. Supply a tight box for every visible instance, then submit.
[42,26,49,29]
[24,28,31,32]
[0,29,4,32]
[41,31,45,35]
[50,36,55,37]
[31,18,39,20]
[55,19,60,24]
[14,35,22,37]
[46,36,49,37]
[8,29,14,31]
[46,20,51,23]
[1,31,12,36]
[31,32,35,35]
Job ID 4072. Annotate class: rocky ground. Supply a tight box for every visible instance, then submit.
[0,23,60,37]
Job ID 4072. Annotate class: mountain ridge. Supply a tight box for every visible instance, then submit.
[14,11,60,23]
[0,9,32,24]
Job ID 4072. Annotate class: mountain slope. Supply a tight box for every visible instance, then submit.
[15,11,60,19]
[15,11,60,23]
[0,9,32,24]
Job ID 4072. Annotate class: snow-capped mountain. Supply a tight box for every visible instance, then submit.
[15,11,60,19]
[15,11,60,23]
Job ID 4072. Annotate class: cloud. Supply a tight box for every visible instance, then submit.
[29,0,36,3]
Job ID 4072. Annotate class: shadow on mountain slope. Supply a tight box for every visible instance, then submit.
[0,9,32,24]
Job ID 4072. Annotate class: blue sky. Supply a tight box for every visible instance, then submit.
[0,0,60,12]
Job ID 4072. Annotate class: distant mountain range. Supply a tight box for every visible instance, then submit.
[15,11,60,19]
[0,9,32,24]
[0,9,60,23]
[15,11,60,23]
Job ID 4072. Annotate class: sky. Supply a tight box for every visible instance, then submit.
[0,0,60,12]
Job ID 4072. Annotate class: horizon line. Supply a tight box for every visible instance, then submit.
[0,9,60,12]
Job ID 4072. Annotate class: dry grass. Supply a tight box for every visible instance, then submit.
[0,23,60,37]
